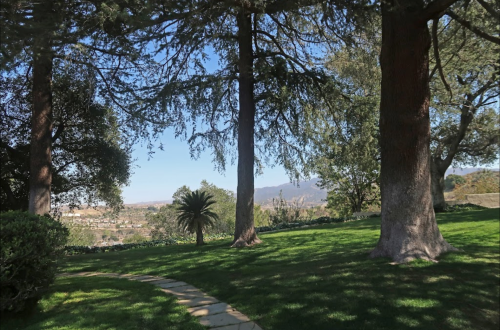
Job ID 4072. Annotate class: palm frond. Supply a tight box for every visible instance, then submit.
[176,190,218,234]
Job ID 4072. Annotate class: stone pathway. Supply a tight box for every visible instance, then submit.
[58,272,262,330]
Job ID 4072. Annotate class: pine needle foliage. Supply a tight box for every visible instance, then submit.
[176,190,219,246]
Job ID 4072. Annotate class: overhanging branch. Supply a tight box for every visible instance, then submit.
[446,10,500,45]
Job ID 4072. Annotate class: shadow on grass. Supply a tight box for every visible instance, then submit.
[59,209,500,330]
[3,276,205,330]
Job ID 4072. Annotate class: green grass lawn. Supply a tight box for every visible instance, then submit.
[3,276,206,330]
[10,208,500,330]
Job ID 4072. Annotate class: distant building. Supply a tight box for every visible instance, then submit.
[62,213,81,217]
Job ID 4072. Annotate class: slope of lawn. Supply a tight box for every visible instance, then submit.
[30,208,500,329]
[3,276,206,330]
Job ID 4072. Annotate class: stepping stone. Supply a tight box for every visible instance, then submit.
[58,273,259,329]
[188,302,234,317]
[96,273,121,278]
[178,296,219,307]
[199,310,250,327]
[138,277,166,283]
[157,281,188,289]
[82,272,100,277]
[71,272,92,276]
[129,275,158,281]
[149,278,178,285]
[161,285,205,299]
[211,322,263,330]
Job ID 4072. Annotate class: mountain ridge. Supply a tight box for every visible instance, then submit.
[126,168,498,206]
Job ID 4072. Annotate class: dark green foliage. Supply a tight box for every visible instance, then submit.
[443,203,487,212]
[177,191,218,245]
[63,233,232,255]
[444,174,466,191]
[0,62,131,212]
[0,211,68,313]
[66,226,96,246]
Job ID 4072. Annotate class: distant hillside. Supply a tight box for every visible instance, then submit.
[126,168,498,207]
[254,178,327,208]
[129,200,172,206]
[445,167,499,177]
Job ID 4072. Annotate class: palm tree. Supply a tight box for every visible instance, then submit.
[176,190,218,246]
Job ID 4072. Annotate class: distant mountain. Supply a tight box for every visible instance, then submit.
[127,168,498,207]
[445,167,499,177]
[254,178,327,208]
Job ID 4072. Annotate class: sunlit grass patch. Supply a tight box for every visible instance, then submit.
[3,277,205,330]
[16,208,497,330]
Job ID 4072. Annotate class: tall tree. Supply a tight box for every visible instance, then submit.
[1,0,152,214]
[29,1,56,214]
[314,27,381,217]
[370,0,499,262]
[429,2,499,211]
[1,62,131,213]
[141,0,371,246]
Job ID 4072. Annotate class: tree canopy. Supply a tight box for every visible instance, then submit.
[0,61,131,212]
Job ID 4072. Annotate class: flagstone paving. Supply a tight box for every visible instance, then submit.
[58,272,263,330]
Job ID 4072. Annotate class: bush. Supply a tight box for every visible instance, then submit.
[0,211,68,314]
[64,233,232,255]
[123,233,147,244]
[443,203,487,212]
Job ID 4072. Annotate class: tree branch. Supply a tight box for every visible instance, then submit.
[52,122,64,143]
[421,0,461,21]
[476,0,500,19]
[432,18,452,99]
[446,10,500,45]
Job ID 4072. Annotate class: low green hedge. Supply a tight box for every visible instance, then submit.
[443,203,487,212]
[63,216,371,255]
[0,211,68,314]
[64,233,232,255]
[255,215,367,233]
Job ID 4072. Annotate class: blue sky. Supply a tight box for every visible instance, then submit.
[122,126,500,204]
[121,129,291,204]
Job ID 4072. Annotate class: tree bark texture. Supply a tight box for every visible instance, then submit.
[29,3,53,215]
[431,159,447,212]
[370,1,456,263]
[232,8,261,247]
[196,225,204,246]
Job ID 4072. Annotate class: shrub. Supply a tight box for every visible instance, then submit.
[0,211,68,314]
[123,233,147,243]
[443,203,487,212]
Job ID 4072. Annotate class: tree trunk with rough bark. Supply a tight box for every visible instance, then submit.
[29,3,53,215]
[370,1,457,263]
[232,8,261,247]
[196,225,204,246]
[431,160,447,212]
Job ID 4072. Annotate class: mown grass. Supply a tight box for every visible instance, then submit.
[11,208,500,330]
[3,276,206,330]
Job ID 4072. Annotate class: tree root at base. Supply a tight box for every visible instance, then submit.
[231,236,262,248]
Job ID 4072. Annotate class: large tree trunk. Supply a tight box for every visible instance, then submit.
[232,9,261,247]
[431,159,447,212]
[196,225,204,246]
[29,3,53,215]
[370,1,456,263]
